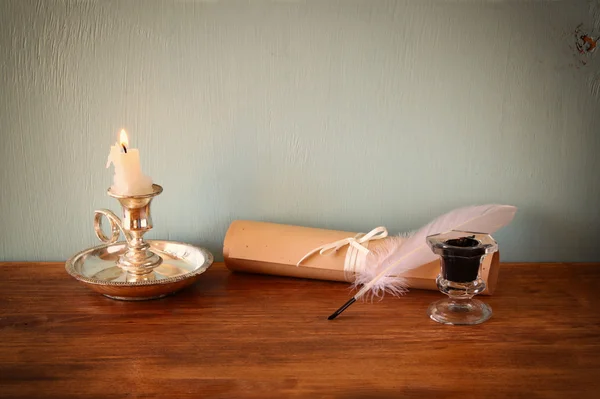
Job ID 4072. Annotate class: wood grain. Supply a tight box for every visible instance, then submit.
[1,262,599,399]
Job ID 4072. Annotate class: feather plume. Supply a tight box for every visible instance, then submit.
[354,204,517,300]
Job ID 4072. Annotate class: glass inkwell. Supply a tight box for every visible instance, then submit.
[426,230,498,325]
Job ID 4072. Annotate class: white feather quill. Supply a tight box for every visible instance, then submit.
[356,204,517,299]
[328,204,517,319]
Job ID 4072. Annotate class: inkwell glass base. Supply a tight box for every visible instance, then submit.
[426,231,498,326]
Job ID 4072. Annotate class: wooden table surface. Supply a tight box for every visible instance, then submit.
[1,262,599,399]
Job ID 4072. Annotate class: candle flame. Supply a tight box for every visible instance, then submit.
[119,129,129,150]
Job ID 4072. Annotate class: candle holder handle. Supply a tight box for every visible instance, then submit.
[94,209,132,245]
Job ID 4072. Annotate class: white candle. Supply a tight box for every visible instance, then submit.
[106,129,153,195]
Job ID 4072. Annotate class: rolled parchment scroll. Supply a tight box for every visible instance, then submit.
[223,220,500,295]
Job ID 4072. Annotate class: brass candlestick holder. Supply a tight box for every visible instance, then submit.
[66,184,213,300]
[94,184,165,280]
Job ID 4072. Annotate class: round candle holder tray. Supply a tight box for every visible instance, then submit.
[66,240,213,300]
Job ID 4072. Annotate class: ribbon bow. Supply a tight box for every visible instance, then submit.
[296,227,388,270]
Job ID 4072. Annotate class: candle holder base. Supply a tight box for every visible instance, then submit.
[66,240,213,300]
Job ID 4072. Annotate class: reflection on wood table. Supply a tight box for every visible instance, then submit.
[0,262,599,399]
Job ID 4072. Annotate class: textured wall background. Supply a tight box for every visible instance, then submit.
[1,0,599,262]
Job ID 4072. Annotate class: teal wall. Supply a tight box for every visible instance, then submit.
[1,0,599,262]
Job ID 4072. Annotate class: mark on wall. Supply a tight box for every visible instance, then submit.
[568,21,600,98]
[576,32,597,55]
[573,23,597,66]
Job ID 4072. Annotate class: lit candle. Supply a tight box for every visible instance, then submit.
[106,129,153,195]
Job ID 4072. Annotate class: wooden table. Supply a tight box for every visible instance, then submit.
[1,262,599,399]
